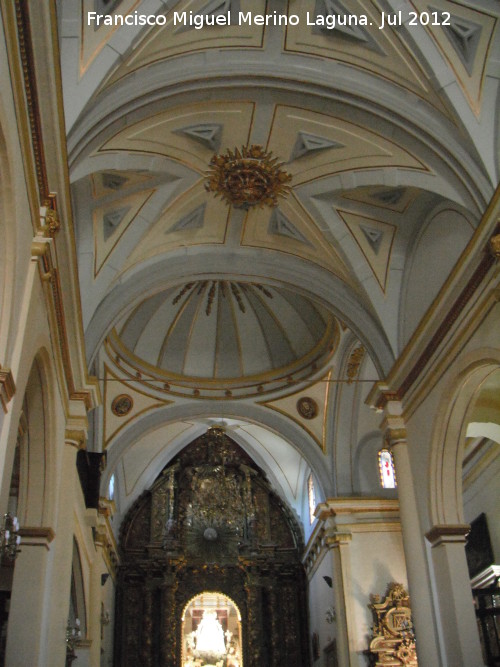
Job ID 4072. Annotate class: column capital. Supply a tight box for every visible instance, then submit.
[65,428,87,449]
[325,532,352,548]
[0,366,16,413]
[425,524,470,547]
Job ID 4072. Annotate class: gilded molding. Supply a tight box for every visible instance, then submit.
[0,367,16,413]
[14,1,49,199]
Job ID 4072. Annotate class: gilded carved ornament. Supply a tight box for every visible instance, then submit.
[205,144,292,208]
[40,200,60,237]
[368,583,417,666]
[346,345,365,383]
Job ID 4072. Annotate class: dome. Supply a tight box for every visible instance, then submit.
[113,280,337,393]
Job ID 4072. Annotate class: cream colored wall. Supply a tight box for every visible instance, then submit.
[308,550,336,666]
[347,527,407,666]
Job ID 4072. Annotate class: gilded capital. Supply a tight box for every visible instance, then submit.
[65,428,86,449]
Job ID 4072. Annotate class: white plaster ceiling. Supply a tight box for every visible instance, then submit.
[58,0,500,530]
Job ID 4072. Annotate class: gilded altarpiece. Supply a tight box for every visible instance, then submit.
[115,429,310,667]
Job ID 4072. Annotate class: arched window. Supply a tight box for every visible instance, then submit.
[378,449,397,489]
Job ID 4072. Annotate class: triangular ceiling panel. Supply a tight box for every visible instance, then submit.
[174,124,223,151]
[268,209,311,246]
[267,105,427,186]
[291,131,344,161]
[91,170,153,199]
[242,194,351,282]
[338,210,397,292]
[337,210,396,292]
[168,204,206,233]
[93,189,155,276]
[125,183,230,270]
[284,0,448,112]
[104,0,266,87]
[100,101,255,174]
[410,0,498,114]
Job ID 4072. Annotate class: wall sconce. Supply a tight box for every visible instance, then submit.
[0,513,21,563]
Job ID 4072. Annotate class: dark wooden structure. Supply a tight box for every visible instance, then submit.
[115,428,310,667]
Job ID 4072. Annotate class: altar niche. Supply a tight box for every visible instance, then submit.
[114,428,310,667]
[182,592,242,667]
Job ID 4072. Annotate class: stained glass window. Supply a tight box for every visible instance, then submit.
[378,449,397,488]
[308,473,317,524]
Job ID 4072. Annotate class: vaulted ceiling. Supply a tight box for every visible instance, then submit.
[58,0,500,532]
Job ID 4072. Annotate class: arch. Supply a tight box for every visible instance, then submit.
[181,591,243,667]
[86,247,395,375]
[102,401,334,512]
[9,351,56,529]
[429,348,500,527]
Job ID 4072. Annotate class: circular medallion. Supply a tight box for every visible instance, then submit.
[297,396,318,420]
[111,394,133,417]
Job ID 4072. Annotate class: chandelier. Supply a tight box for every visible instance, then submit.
[0,513,21,563]
[205,144,292,208]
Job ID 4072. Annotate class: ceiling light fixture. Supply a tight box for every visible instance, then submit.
[205,144,292,208]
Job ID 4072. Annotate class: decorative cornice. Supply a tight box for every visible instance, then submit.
[0,366,16,413]
[425,524,470,547]
[315,498,400,520]
[14,0,49,200]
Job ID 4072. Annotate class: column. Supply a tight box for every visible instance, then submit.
[426,525,485,666]
[42,429,85,666]
[384,417,443,666]
[325,525,354,667]
[4,527,55,667]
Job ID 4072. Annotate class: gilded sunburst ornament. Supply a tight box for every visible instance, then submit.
[205,144,292,208]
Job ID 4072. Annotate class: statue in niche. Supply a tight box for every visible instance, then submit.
[367,583,418,666]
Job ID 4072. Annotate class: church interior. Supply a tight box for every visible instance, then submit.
[0,1,499,665]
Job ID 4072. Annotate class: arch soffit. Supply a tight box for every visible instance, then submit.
[428,348,500,528]
[102,401,334,511]
[67,73,491,206]
[86,247,395,374]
